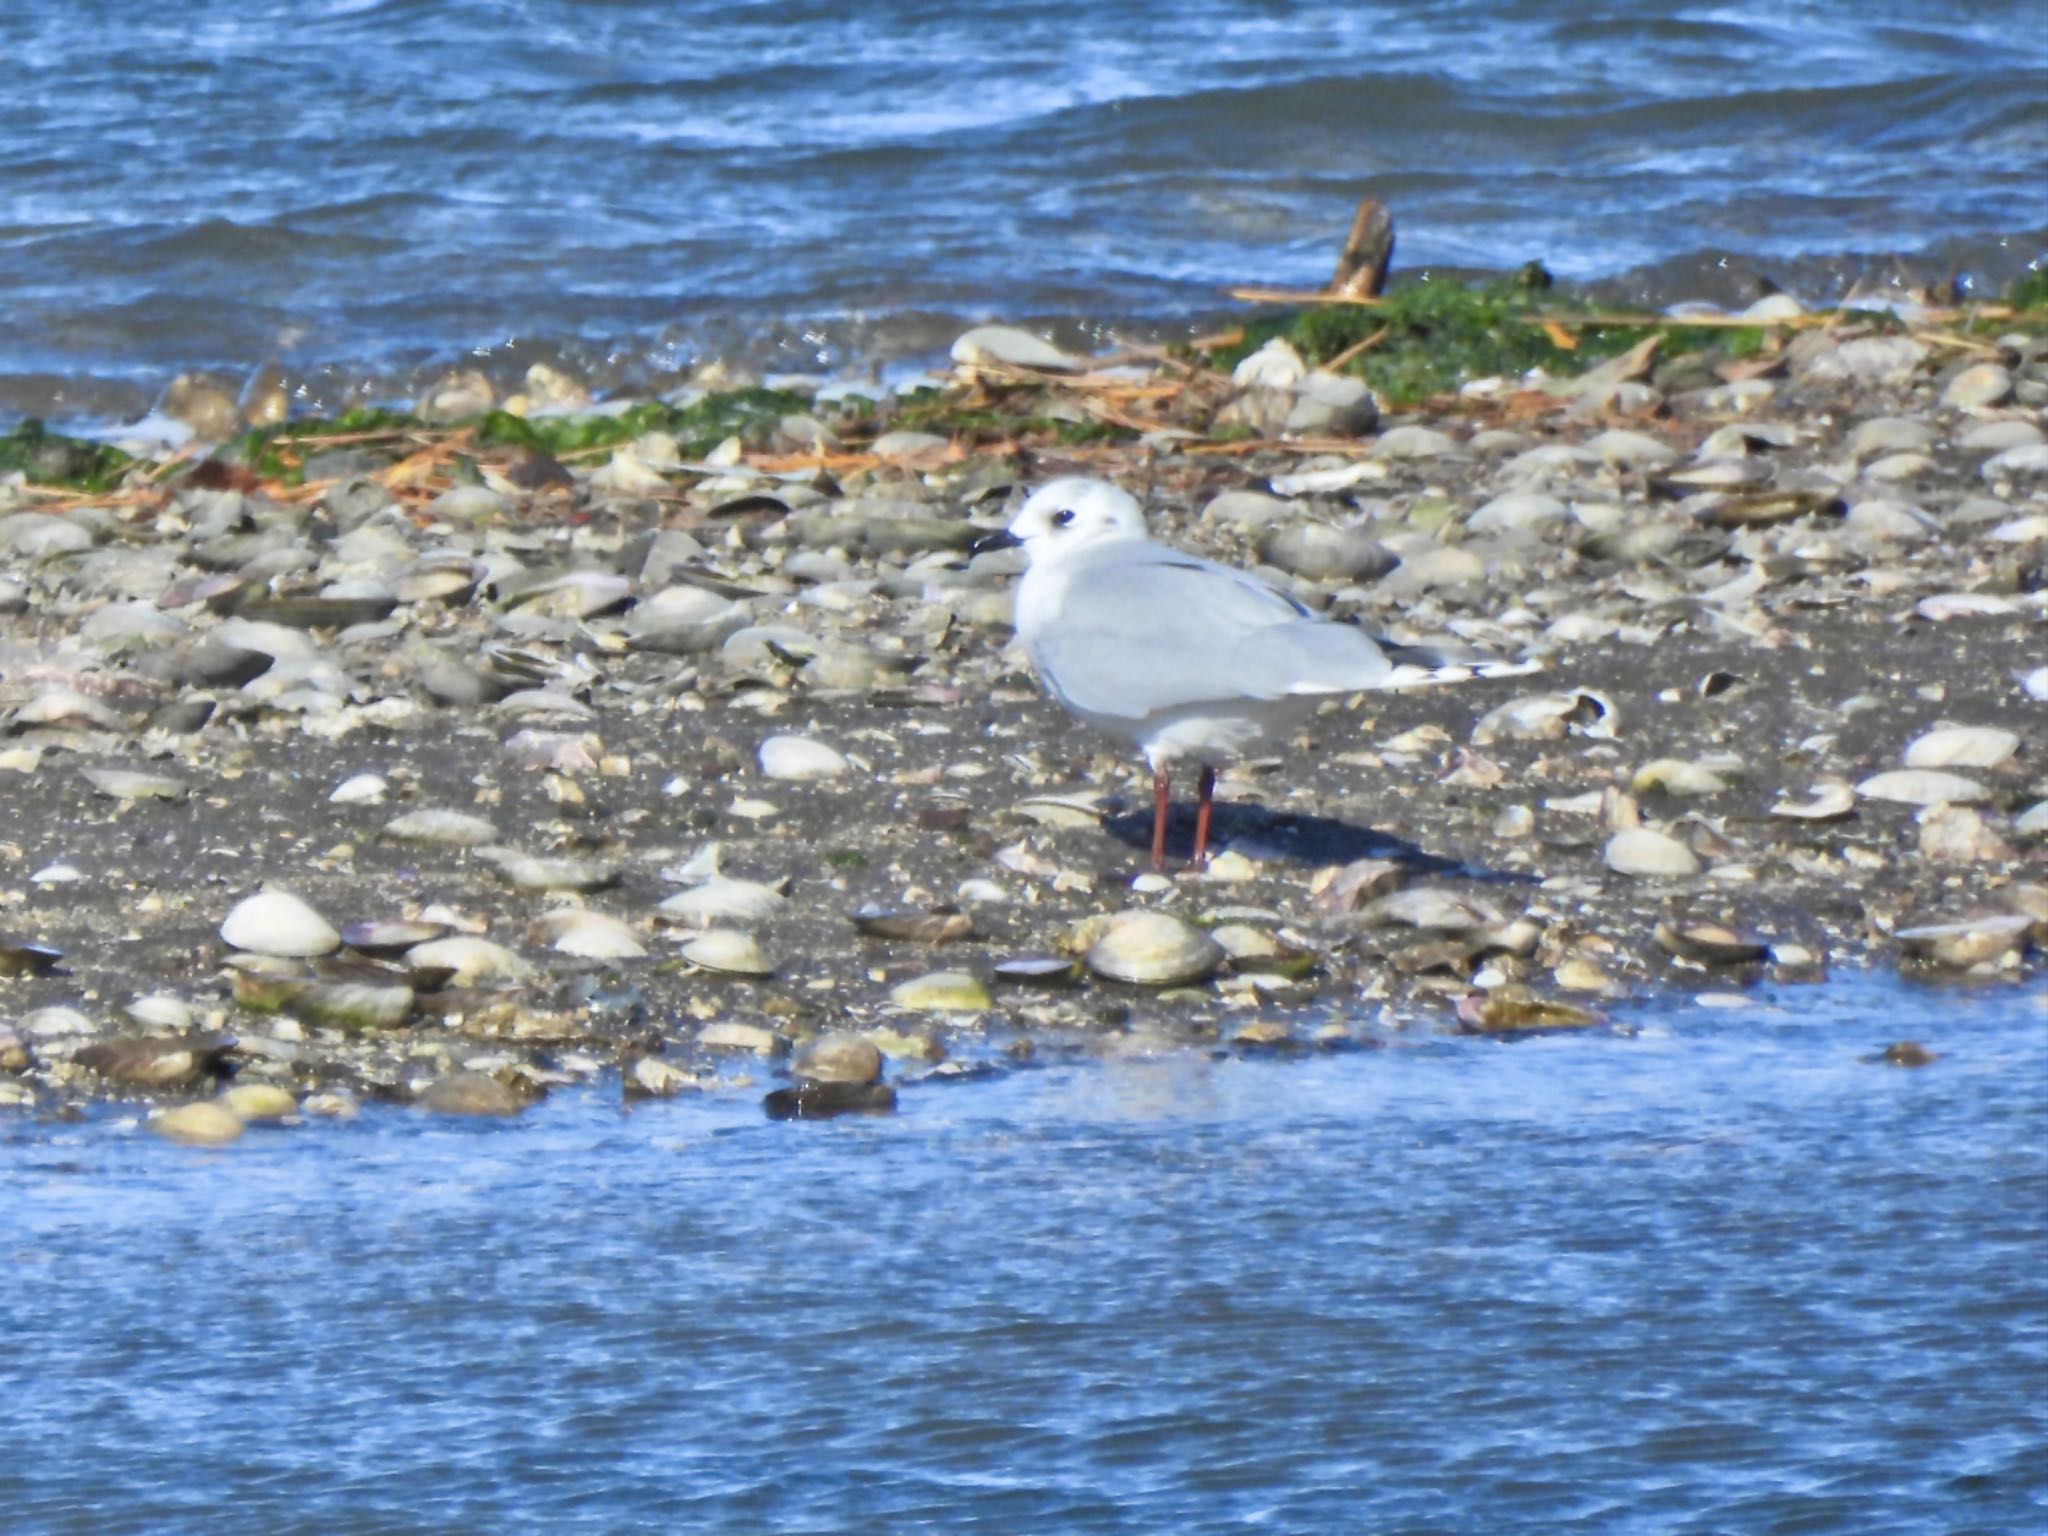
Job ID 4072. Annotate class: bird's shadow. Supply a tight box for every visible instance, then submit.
[1101,801,1536,884]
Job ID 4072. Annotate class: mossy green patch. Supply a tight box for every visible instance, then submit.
[225,406,424,483]
[2007,267,2048,312]
[1201,277,1785,406]
[477,388,810,458]
[0,419,133,491]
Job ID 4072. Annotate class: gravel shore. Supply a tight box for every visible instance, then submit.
[2,303,2043,1134]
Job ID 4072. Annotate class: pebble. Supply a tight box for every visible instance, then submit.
[1941,363,2014,411]
[221,1083,298,1121]
[1256,522,1397,582]
[153,1102,246,1146]
[417,1071,531,1115]
[793,1033,885,1085]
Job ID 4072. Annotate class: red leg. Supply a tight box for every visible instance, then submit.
[1150,764,1171,871]
[1191,765,1217,871]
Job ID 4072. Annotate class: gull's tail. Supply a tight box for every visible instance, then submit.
[1374,640,1544,691]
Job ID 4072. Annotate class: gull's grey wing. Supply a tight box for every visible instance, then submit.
[1029,550,1391,720]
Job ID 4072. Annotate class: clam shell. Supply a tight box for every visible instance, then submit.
[1655,921,1769,965]
[81,767,189,801]
[681,929,773,976]
[221,888,341,958]
[341,919,452,954]
[1901,726,2019,771]
[1471,689,1615,745]
[888,970,993,1012]
[403,936,535,986]
[657,877,788,928]
[1771,782,1857,820]
[1084,912,1223,987]
[851,906,973,944]
[1630,759,1729,797]
[992,956,1083,989]
[529,910,647,960]
[757,734,849,781]
[1855,770,1988,806]
[382,808,502,846]
[1603,828,1700,878]
[475,846,620,893]
[1455,990,1604,1033]
[698,1021,780,1053]
[1894,914,2032,968]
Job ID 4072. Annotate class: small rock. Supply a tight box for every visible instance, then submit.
[764,1081,897,1120]
[221,1083,297,1121]
[417,1071,531,1116]
[153,1102,246,1146]
[1256,522,1396,583]
[1372,425,1457,461]
[1941,363,2014,411]
[793,1033,884,1086]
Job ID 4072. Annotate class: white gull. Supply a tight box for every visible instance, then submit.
[977,476,1527,870]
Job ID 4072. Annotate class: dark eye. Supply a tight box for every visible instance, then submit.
[1052,509,1076,528]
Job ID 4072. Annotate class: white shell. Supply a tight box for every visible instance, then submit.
[656,876,788,927]
[757,734,849,781]
[1603,828,1701,878]
[681,929,773,976]
[382,809,502,846]
[1770,782,1857,820]
[1901,725,2019,770]
[405,936,536,985]
[1084,911,1224,986]
[1855,770,1989,806]
[220,888,341,957]
[329,773,389,804]
[529,910,647,960]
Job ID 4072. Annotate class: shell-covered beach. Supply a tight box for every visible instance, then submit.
[3,287,2043,1129]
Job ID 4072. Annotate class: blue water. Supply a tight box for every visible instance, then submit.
[4,974,2044,1533]
[2,0,2045,419]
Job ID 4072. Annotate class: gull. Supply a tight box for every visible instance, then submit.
[975,477,1527,871]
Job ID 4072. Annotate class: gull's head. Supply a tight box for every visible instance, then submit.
[980,478,1148,564]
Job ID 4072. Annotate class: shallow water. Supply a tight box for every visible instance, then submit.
[4,973,2044,1534]
[3,0,2045,418]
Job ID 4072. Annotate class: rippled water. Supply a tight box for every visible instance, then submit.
[2,0,2045,419]
[4,974,2044,1533]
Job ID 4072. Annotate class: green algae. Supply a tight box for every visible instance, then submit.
[1200,276,1785,406]
[0,419,133,491]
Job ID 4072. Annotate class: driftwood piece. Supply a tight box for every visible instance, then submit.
[1329,197,1394,299]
